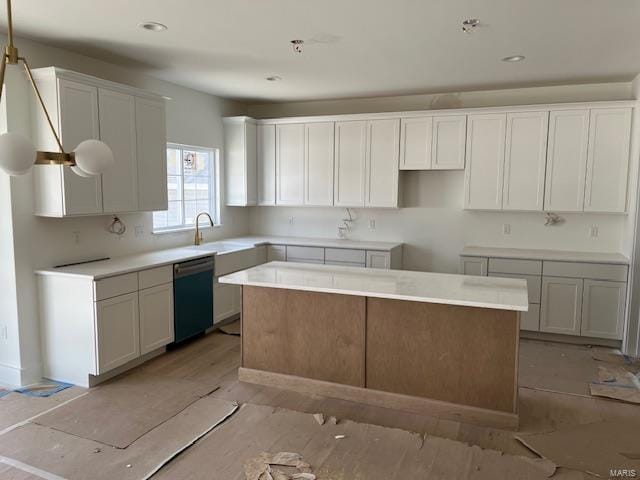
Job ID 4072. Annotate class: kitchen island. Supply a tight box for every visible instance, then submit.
[220,262,528,429]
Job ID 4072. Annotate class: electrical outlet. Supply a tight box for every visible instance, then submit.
[369,219,376,230]
[502,224,511,235]
[134,225,144,238]
[0,324,7,341]
[288,216,295,225]
[590,225,599,238]
[73,231,81,244]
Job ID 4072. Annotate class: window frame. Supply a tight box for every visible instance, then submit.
[152,143,221,234]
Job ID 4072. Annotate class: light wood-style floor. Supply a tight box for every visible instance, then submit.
[1,332,638,479]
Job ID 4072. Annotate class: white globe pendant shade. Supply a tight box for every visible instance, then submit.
[0,132,36,176]
[72,139,114,176]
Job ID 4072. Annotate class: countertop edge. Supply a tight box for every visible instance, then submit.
[461,246,630,265]
[219,277,528,312]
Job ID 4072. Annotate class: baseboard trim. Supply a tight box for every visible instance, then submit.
[238,367,519,430]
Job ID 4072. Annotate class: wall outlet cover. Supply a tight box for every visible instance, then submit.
[502,224,511,235]
[369,219,376,230]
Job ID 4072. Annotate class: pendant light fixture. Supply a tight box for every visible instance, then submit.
[0,0,114,176]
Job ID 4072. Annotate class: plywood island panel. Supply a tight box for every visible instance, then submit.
[242,286,366,387]
[366,298,518,413]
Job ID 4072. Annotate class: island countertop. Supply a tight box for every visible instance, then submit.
[219,262,528,312]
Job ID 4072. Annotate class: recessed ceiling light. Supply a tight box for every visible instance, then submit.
[266,76,282,82]
[502,55,526,62]
[138,21,168,32]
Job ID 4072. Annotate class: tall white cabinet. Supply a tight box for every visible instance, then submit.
[257,124,276,205]
[276,124,305,205]
[224,116,257,206]
[31,68,167,217]
[304,122,334,206]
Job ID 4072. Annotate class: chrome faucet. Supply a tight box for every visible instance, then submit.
[194,212,214,245]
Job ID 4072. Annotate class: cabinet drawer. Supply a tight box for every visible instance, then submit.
[543,261,628,282]
[94,273,138,301]
[325,248,366,264]
[520,304,540,331]
[286,246,325,262]
[215,249,258,277]
[267,245,287,262]
[488,258,542,275]
[138,265,173,290]
[489,273,541,303]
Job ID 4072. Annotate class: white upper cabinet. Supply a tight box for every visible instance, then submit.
[257,124,276,206]
[366,118,400,207]
[99,89,138,213]
[584,108,632,213]
[463,113,506,210]
[31,68,167,217]
[399,117,432,170]
[276,123,305,205]
[544,109,590,212]
[334,121,367,207]
[502,111,548,211]
[399,115,465,170]
[224,117,257,206]
[135,97,168,212]
[431,115,466,170]
[304,122,334,206]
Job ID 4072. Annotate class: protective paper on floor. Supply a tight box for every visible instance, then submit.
[589,364,640,404]
[516,420,640,478]
[152,403,555,480]
[220,320,241,336]
[0,396,238,480]
[32,372,219,448]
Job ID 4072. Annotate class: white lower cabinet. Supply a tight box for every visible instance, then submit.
[581,280,626,339]
[520,304,541,332]
[540,277,583,336]
[95,292,140,374]
[214,279,241,324]
[366,251,391,269]
[139,283,174,355]
[460,256,488,276]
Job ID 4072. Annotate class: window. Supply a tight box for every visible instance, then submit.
[153,144,219,232]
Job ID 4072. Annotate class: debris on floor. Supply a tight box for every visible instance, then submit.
[12,380,73,398]
[590,364,640,404]
[592,351,640,369]
[516,420,640,478]
[312,413,324,425]
[219,320,241,336]
[244,451,314,480]
[0,388,10,399]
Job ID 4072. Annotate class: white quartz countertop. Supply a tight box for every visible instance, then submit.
[35,235,403,280]
[228,235,402,251]
[462,246,629,265]
[220,262,528,312]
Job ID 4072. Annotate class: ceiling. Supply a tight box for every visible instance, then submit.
[3,0,640,103]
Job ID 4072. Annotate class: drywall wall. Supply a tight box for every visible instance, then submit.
[1,35,250,386]
[624,73,640,356]
[247,82,635,274]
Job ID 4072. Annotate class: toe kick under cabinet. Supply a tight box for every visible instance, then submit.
[37,265,175,388]
[460,255,628,342]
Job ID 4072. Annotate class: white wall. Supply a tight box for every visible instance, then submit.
[247,83,635,274]
[1,36,250,386]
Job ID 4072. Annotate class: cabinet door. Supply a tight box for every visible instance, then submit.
[99,89,138,213]
[581,280,626,339]
[431,115,466,170]
[399,117,432,170]
[95,292,140,374]
[584,108,632,213]
[304,122,334,206]
[463,114,506,210]
[334,121,367,206]
[366,251,391,269]
[257,124,276,205]
[136,97,168,211]
[276,124,305,205]
[245,121,258,205]
[460,256,488,276]
[520,304,541,332]
[58,79,103,215]
[139,283,174,355]
[544,109,589,212]
[365,119,400,207]
[540,276,583,335]
[267,245,287,262]
[502,111,548,211]
[214,279,241,324]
